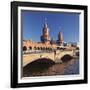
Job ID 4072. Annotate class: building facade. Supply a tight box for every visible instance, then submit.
[23,21,64,51]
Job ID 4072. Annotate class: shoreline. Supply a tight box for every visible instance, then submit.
[55,55,79,64]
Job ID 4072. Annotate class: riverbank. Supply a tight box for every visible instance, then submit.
[55,55,79,64]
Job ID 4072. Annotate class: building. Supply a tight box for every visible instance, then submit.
[23,20,64,51]
[57,32,64,46]
[67,42,78,47]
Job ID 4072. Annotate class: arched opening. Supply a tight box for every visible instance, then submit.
[31,58,55,64]
[57,47,60,50]
[61,54,73,62]
[29,46,32,50]
[34,47,37,50]
[37,47,40,50]
[60,48,64,50]
[23,46,27,51]
[23,58,55,77]
[76,47,79,50]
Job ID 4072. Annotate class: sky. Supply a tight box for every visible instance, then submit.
[21,10,79,43]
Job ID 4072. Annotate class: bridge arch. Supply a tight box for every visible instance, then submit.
[61,54,73,61]
[28,58,55,65]
[23,58,55,76]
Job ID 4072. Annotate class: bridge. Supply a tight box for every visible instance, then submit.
[23,50,74,67]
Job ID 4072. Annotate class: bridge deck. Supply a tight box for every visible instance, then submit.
[23,50,73,67]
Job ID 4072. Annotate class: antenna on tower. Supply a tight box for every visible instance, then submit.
[59,26,63,35]
[44,17,48,27]
[59,26,61,32]
[45,17,47,24]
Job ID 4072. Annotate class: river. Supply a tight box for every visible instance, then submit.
[23,59,79,77]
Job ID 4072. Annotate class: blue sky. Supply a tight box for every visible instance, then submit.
[21,10,79,43]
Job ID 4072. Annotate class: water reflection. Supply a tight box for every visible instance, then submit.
[23,59,79,77]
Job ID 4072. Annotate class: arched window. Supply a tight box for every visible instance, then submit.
[34,47,36,50]
[57,47,59,50]
[76,47,79,50]
[23,46,27,51]
[29,46,32,50]
[38,47,40,50]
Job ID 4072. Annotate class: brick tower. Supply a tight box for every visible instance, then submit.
[57,32,64,46]
[41,20,50,44]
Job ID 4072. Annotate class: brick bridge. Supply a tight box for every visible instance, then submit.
[23,50,74,67]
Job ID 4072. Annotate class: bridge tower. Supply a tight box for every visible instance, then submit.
[57,32,64,46]
[41,19,50,44]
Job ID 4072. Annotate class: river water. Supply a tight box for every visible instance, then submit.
[23,59,79,77]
